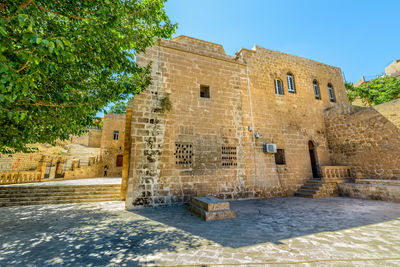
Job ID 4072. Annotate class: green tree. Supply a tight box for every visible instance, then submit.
[346,76,400,106]
[0,0,176,153]
[107,101,127,114]
[344,81,358,104]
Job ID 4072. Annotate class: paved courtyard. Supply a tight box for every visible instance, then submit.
[1,197,400,266]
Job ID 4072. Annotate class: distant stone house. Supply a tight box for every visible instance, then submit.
[99,114,126,177]
[385,59,400,78]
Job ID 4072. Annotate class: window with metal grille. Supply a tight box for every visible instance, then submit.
[221,146,237,167]
[274,79,284,95]
[275,149,286,165]
[174,143,193,167]
[287,73,296,93]
[200,85,210,98]
[116,155,123,167]
[313,80,320,99]
[113,130,119,140]
[328,84,335,102]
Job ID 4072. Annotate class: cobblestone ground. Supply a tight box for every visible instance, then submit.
[1,197,400,266]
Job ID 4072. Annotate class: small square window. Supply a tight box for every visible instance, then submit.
[275,149,286,165]
[113,130,119,140]
[200,85,210,98]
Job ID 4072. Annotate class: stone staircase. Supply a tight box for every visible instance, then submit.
[0,184,121,207]
[295,179,338,198]
[188,196,236,221]
[64,143,101,168]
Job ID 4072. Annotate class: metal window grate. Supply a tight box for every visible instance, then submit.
[174,143,193,167]
[221,146,237,167]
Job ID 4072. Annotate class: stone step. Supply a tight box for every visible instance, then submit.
[187,202,236,221]
[0,190,120,198]
[297,188,318,194]
[304,180,323,185]
[0,186,121,193]
[0,184,120,190]
[0,194,120,202]
[0,184,121,206]
[294,192,315,198]
[300,185,321,190]
[0,198,121,207]
[191,196,230,211]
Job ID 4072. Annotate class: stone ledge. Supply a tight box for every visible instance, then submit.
[339,182,400,203]
[355,179,400,186]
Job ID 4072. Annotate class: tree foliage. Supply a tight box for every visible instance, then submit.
[107,101,127,114]
[0,0,176,153]
[344,81,358,104]
[346,76,400,106]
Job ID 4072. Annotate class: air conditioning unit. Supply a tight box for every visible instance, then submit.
[263,143,277,153]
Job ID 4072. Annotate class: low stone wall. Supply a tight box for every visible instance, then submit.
[0,153,43,172]
[0,171,42,184]
[63,161,102,179]
[339,179,400,202]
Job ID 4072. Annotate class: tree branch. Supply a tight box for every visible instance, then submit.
[19,0,33,10]
[16,59,29,73]
[33,2,87,20]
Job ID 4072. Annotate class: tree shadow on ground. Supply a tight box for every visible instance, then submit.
[133,197,400,248]
[0,202,202,266]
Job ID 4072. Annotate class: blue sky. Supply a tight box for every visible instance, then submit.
[164,0,399,83]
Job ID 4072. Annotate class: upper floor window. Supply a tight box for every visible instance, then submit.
[328,83,335,102]
[287,73,296,93]
[274,79,284,95]
[313,80,320,100]
[200,85,210,98]
[113,130,119,140]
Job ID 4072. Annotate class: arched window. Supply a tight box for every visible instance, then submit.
[313,80,320,99]
[327,83,335,102]
[287,73,296,93]
[274,79,284,95]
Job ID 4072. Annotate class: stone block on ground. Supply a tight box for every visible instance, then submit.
[188,196,236,221]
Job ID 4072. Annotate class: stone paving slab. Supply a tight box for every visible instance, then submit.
[0,177,121,187]
[1,197,400,266]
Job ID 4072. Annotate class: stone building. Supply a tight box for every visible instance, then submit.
[70,128,102,148]
[385,59,400,78]
[124,36,350,208]
[100,114,126,177]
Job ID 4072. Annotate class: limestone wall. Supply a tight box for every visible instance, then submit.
[0,153,43,172]
[64,163,102,179]
[126,36,349,208]
[339,180,400,202]
[238,46,348,195]
[70,129,102,148]
[88,129,102,148]
[325,99,400,179]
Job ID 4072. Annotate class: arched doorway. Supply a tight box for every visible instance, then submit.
[308,141,320,178]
